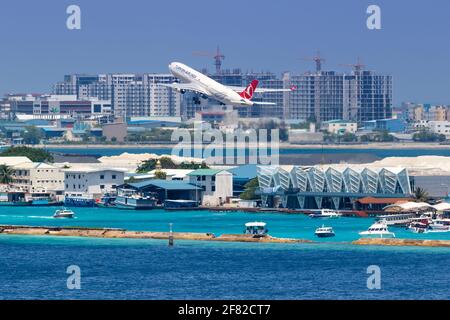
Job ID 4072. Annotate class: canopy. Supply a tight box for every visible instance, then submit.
[384,201,433,212]
[245,222,267,227]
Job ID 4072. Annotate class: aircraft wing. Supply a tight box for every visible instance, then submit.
[252,101,276,106]
[159,83,210,96]
[226,86,292,93]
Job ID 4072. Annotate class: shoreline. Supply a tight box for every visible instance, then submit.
[14,142,450,151]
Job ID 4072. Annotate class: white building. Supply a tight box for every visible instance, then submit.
[12,162,65,194]
[414,120,450,138]
[0,156,32,166]
[187,169,233,206]
[64,167,125,198]
[321,120,358,134]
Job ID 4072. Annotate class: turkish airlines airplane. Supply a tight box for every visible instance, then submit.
[160,62,293,106]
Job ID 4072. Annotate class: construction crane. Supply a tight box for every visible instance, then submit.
[193,46,225,74]
[302,51,325,73]
[340,57,366,73]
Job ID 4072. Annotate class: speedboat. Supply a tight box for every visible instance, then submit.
[309,209,342,219]
[53,208,75,219]
[315,225,335,238]
[359,220,395,238]
[427,219,450,233]
[407,217,431,233]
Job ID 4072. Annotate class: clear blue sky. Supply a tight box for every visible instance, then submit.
[1,0,449,105]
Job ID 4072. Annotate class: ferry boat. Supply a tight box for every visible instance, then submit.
[309,209,342,219]
[314,225,335,238]
[53,208,75,219]
[376,213,416,226]
[359,220,395,238]
[244,222,268,237]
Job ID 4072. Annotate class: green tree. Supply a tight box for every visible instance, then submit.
[240,178,260,200]
[0,165,14,184]
[414,187,429,202]
[22,126,44,145]
[154,170,167,180]
[0,146,53,162]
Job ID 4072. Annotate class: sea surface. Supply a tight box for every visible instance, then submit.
[0,207,449,300]
[45,146,450,158]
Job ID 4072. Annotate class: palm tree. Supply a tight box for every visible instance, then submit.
[414,187,429,202]
[0,165,14,185]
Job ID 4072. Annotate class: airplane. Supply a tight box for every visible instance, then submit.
[160,62,294,106]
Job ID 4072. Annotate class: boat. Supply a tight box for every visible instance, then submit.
[315,225,335,238]
[427,219,450,233]
[244,222,268,237]
[309,209,342,218]
[164,199,198,209]
[407,217,431,233]
[53,208,75,219]
[359,220,395,238]
[114,189,158,210]
[64,196,96,207]
[96,194,117,208]
[376,213,416,226]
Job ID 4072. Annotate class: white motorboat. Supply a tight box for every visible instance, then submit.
[53,208,75,219]
[428,219,450,233]
[309,209,342,218]
[314,225,335,238]
[244,222,268,237]
[359,220,395,238]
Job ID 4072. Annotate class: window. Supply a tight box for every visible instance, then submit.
[100,175,105,180]
[112,175,117,179]
[100,185,105,189]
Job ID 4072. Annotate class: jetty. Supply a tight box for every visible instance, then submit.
[0,225,311,244]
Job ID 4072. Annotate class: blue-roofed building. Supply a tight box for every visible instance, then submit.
[117,179,202,205]
[362,118,406,133]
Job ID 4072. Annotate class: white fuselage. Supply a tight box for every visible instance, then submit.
[169,62,253,106]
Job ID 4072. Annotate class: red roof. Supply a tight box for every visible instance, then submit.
[356,197,411,205]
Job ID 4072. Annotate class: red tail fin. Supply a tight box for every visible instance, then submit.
[239,80,259,99]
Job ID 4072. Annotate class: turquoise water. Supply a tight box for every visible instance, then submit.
[1,207,450,299]
[45,146,450,158]
[1,206,450,242]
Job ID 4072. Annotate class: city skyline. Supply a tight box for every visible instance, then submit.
[1,0,450,105]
